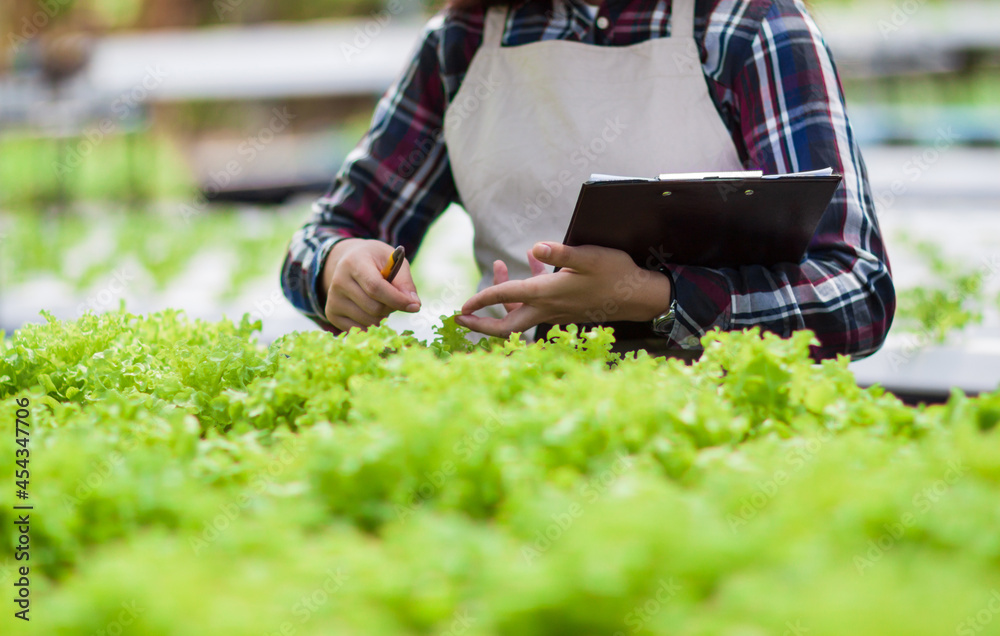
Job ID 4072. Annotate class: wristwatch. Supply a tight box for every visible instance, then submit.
[651,267,676,336]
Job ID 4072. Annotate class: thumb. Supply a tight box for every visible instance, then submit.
[392,259,421,303]
[527,250,547,277]
[531,242,597,273]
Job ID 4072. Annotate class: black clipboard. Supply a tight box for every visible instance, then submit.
[562,174,843,269]
[538,172,843,343]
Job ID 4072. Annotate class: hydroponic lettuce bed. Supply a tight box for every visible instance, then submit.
[2,311,999,635]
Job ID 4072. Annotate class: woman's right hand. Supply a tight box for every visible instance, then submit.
[321,238,421,333]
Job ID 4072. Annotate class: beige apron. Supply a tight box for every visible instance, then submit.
[442,0,743,339]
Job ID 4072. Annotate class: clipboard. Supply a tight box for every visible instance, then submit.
[539,170,843,344]
[562,172,843,270]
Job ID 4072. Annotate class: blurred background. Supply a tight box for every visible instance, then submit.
[1,0,999,402]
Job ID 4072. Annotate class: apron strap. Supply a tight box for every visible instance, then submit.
[671,0,696,39]
[483,6,508,49]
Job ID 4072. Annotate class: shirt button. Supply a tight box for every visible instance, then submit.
[596,16,610,30]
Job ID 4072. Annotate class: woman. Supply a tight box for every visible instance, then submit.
[281,0,895,359]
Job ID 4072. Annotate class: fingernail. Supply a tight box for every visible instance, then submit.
[410,292,420,302]
[406,303,420,312]
[534,243,551,257]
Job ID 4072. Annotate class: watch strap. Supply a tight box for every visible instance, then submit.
[651,266,677,336]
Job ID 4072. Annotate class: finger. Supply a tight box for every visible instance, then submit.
[461,279,540,315]
[532,242,599,273]
[493,260,519,313]
[330,297,385,329]
[333,276,391,318]
[527,250,547,277]
[456,305,544,338]
[493,259,509,286]
[353,263,420,313]
[329,315,367,333]
[329,269,394,319]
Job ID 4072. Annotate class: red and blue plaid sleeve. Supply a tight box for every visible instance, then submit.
[280,14,468,330]
[664,0,895,360]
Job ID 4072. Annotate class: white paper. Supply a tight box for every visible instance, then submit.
[761,167,835,179]
[589,167,834,183]
[657,170,763,180]
[589,173,656,182]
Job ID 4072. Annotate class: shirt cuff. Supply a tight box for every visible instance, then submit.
[307,235,352,330]
[660,264,735,350]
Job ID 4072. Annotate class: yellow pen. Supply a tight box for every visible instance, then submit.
[380,245,405,283]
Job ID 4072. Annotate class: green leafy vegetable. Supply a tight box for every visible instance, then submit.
[1,309,998,635]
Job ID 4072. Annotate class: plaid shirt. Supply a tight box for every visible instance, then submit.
[281,0,895,359]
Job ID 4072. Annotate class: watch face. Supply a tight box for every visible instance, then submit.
[651,300,677,335]
[652,311,675,335]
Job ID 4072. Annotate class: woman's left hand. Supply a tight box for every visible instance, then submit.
[456,242,672,338]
